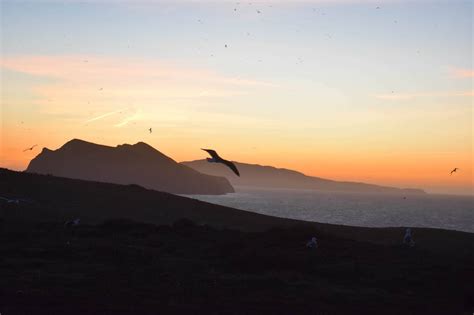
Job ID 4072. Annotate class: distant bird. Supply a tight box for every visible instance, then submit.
[257,10,261,14]
[225,44,228,48]
[376,6,380,9]
[23,144,37,152]
[306,236,318,249]
[99,88,103,91]
[403,228,415,247]
[450,168,459,175]
[201,149,240,176]
[149,128,153,133]
[64,218,81,228]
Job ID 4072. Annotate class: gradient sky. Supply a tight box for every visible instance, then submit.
[1,0,472,195]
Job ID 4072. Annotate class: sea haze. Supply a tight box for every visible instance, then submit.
[186,187,474,233]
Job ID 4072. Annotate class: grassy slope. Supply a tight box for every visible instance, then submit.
[0,168,473,314]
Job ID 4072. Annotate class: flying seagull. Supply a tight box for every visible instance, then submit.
[149,128,152,133]
[23,144,37,152]
[201,149,240,176]
[450,168,459,175]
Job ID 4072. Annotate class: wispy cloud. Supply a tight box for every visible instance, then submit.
[114,110,142,127]
[375,91,473,100]
[84,108,127,124]
[1,55,273,90]
[1,55,275,119]
[448,67,474,79]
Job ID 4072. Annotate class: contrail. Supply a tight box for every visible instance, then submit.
[84,108,127,124]
[114,110,141,127]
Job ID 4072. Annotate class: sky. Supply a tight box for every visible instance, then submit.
[0,0,472,195]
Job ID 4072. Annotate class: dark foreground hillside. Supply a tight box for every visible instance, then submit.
[0,169,473,314]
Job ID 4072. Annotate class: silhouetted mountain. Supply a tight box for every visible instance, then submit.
[26,139,234,195]
[182,160,425,194]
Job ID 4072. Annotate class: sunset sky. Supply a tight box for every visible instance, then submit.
[1,0,472,195]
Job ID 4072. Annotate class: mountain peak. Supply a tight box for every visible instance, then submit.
[60,138,103,150]
[131,141,157,152]
[26,139,234,195]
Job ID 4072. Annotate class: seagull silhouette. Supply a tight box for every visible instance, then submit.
[23,144,37,152]
[201,149,240,176]
[450,168,459,175]
[149,128,152,133]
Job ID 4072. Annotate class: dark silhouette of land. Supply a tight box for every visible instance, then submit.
[182,160,425,194]
[0,169,472,314]
[26,139,234,195]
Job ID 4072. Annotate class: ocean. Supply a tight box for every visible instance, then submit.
[186,187,474,233]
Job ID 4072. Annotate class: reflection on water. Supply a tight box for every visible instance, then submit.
[185,187,474,233]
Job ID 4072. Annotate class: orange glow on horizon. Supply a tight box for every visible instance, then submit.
[1,55,472,195]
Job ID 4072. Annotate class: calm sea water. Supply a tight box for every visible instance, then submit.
[185,187,474,233]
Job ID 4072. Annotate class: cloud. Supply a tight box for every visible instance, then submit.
[448,67,474,79]
[1,55,275,119]
[375,91,473,100]
[114,110,142,127]
[84,108,127,124]
[1,55,274,91]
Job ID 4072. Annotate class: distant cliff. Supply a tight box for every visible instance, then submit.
[182,160,425,194]
[26,139,234,195]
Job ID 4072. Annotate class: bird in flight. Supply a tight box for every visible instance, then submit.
[201,149,240,176]
[149,128,152,133]
[450,168,459,175]
[23,144,37,152]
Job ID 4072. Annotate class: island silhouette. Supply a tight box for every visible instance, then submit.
[183,159,425,194]
[26,139,424,196]
[26,139,233,195]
